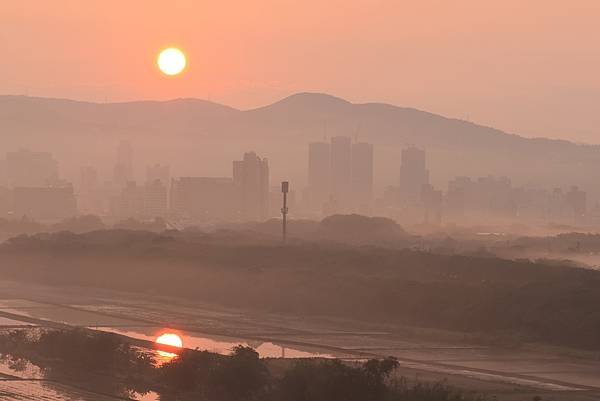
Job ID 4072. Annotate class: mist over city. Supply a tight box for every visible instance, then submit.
[2,2,600,401]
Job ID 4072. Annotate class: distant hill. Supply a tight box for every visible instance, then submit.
[217,214,410,246]
[1,93,598,198]
[317,214,409,245]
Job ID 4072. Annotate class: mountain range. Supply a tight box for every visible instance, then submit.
[1,92,598,199]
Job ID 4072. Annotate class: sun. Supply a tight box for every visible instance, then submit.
[157,48,187,76]
[156,332,183,348]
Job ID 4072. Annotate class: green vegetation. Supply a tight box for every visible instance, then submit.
[0,328,487,401]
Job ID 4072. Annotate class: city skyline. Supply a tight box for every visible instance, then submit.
[0,140,593,231]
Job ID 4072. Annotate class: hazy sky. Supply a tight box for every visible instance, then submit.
[2,0,600,143]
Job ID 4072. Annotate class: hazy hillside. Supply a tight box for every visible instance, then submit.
[1,93,598,198]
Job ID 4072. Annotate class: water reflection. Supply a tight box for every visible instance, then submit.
[0,354,141,400]
[96,326,336,359]
[155,350,177,365]
[0,300,340,360]
[155,332,183,364]
[131,391,160,401]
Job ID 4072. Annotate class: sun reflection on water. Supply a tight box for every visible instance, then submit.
[155,332,183,364]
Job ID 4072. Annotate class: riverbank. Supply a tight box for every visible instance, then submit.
[1,281,599,400]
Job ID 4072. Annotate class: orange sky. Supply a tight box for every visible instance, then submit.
[2,0,600,142]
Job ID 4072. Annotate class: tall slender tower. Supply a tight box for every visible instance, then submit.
[281,181,289,242]
[399,146,429,203]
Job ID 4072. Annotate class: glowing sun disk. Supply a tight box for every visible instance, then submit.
[157,48,186,76]
[156,333,183,348]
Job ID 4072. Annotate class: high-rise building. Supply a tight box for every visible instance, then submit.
[330,136,352,207]
[351,142,374,212]
[305,137,374,215]
[110,181,144,219]
[233,152,269,221]
[399,146,429,202]
[113,140,133,188]
[475,176,513,215]
[5,149,59,187]
[307,142,330,210]
[170,177,238,221]
[445,175,515,219]
[146,164,170,186]
[144,179,168,218]
[446,176,473,216]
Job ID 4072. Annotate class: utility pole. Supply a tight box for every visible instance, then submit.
[281,181,289,242]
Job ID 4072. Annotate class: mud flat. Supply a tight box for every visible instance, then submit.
[0,280,599,401]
